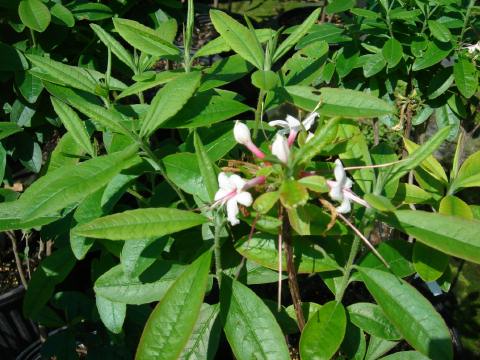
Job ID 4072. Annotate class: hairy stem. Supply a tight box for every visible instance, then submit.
[253,90,265,140]
[6,231,28,289]
[214,217,225,288]
[335,235,361,302]
[282,210,305,331]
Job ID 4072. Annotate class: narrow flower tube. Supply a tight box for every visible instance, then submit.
[234,121,266,159]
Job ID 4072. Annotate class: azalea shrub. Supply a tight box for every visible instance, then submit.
[1,0,480,359]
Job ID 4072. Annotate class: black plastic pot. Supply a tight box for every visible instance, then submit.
[0,286,39,359]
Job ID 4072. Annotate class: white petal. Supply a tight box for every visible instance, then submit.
[329,181,344,201]
[344,177,353,189]
[285,115,301,131]
[305,132,315,143]
[336,198,351,213]
[214,188,230,203]
[271,134,290,164]
[235,191,253,207]
[268,120,289,128]
[234,121,252,145]
[344,190,370,208]
[226,198,240,226]
[334,159,347,185]
[217,172,230,190]
[229,174,246,191]
[302,111,318,131]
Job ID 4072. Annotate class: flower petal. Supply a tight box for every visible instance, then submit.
[214,188,230,203]
[336,198,351,213]
[226,198,240,226]
[218,172,230,190]
[268,120,289,128]
[285,115,301,131]
[229,174,246,191]
[329,181,343,201]
[302,111,318,131]
[334,159,347,186]
[344,189,370,208]
[235,191,253,207]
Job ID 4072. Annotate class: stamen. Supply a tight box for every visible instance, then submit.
[343,158,406,171]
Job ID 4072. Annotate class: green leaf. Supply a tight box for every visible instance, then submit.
[64,94,131,135]
[51,98,95,157]
[435,105,459,141]
[95,261,186,304]
[74,208,207,240]
[96,295,126,334]
[449,150,480,193]
[428,20,451,42]
[298,176,328,193]
[209,10,264,69]
[140,71,202,137]
[194,132,218,202]
[358,267,452,360]
[427,68,454,100]
[235,233,339,273]
[120,237,167,277]
[403,137,448,184]
[326,0,356,14]
[341,322,367,360]
[90,24,135,71]
[413,242,448,282]
[70,2,113,21]
[282,41,329,86]
[0,122,22,140]
[347,302,402,340]
[299,301,347,360]
[113,18,179,57]
[386,126,450,186]
[118,71,182,100]
[222,277,290,360]
[179,303,221,360]
[160,92,250,129]
[412,41,452,71]
[279,180,309,209]
[365,336,399,360]
[362,53,387,77]
[27,55,98,94]
[18,0,51,32]
[253,191,279,214]
[136,251,212,360]
[19,146,137,220]
[295,116,340,165]
[321,87,395,118]
[251,70,279,91]
[379,351,430,359]
[50,3,74,27]
[453,57,478,98]
[200,55,254,91]
[364,194,396,212]
[15,70,43,103]
[273,8,320,62]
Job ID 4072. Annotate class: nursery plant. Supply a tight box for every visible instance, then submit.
[0,0,479,359]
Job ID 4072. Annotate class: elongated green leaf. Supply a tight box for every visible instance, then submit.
[200,55,254,91]
[382,38,403,68]
[412,41,452,71]
[379,351,430,359]
[295,117,341,165]
[428,20,451,42]
[136,251,211,360]
[273,8,320,62]
[413,241,448,282]
[386,210,480,264]
[449,150,480,193]
[27,54,98,93]
[347,302,401,340]
[50,3,74,27]
[194,132,217,202]
[210,10,264,69]
[113,18,179,57]
[71,2,113,21]
[387,126,450,185]
[299,301,347,360]
[74,208,207,240]
[235,233,339,273]
[51,97,94,157]
[96,295,126,334]
[95,261,186,304]
[427,68,454,100]
[120,237,167,277]
[365,336,399,360]
[321,87,394,117]
[453,57,478,99]
[65,94,131,135]
[0,200,59,231]
[19,146,137,220]
[161,92,250,129]
[18,0,51,32]
[358,267,452,360]
[118,71,182,100]
[222,277,290,360]
[403,137,448,184]
[362,53,387,77]
[180,303,221,360]
[90,24,135,70]
[140,71,202,137]
[15,70,44,103]
[0,122,22,140]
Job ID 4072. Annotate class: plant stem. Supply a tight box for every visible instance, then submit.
[282,209,305,331]
[138,138,191,209]
[253,90,265,140]
[460,0,475,42]
[335,235,361,302]
[6,231,28,289]
[214,217,225,288]
[29,29,37,48]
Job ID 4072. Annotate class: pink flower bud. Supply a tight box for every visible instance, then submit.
[234,121,252,145]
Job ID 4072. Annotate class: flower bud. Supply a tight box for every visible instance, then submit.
[234,121,252,145]
[272,134,290,164]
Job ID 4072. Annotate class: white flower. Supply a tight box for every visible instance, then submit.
[233,121,265,159]
[268,112,319,146]
[301,111,319,131]
[327,159,369,213]
[465,41,480,54]
[233,121,252,145]
[271,134,290,164]
[214,172,253,226]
